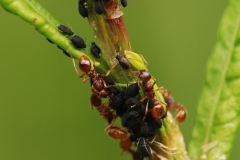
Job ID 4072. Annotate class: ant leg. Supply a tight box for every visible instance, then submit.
[82,77,90,83]
[155,86,164,92]
[130,75,145,89]
[102,78,112,89]
[71,57,85,78]
[138,54,148,67]
[139,95,147,103]
[151,75,157,82]
[142,100,149,121]
[105,63,118,76]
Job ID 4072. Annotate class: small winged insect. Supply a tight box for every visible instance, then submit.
[71,35,86,49]
[95,0,105,15]
[90,42,101,58]
[78,0,88,18]
[106,52,132,76]
[116,54,131,70]
[58,24,74,36]
[120,0,128,7]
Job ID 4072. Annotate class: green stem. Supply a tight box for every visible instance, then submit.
[0,0,189,159]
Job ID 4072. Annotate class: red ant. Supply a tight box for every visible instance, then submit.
[72,55,113,108]
[96,102,137,158]
[95,101,117,124]
[161,89,187,123]
[105,124,136,157]
[133,70,166,121]
[151,97,166,120]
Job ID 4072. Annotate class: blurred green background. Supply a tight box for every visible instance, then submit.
[0,0,238,160]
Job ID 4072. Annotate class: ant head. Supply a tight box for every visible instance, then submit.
[139,70,151,82]
[79,55,91,73]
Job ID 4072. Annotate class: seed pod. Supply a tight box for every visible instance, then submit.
[71,35,86,49]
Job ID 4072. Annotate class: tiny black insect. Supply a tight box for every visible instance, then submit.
[125,83,139,98]
[137,138,151,158]
[140,122,149,138]
[122,110,141,130]
[102,77,115,85]
[120,0,128,7]
[90,42,101,58]
[78,0,88,18]
[125,97,138,109]
[110,93,125,110]
[95,0,105,15]
[46,38,54,44]
[108,86,120,97]
[70,35,86,49]
[58,24,74,36]
[57,46,71,57]
[151,119,162,130]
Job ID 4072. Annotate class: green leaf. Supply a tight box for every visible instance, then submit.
[189,0,240,159]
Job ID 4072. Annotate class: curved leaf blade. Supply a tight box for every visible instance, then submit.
[189,0,240,159]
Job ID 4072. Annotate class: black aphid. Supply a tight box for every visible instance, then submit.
[120,0,128,7]
[137,138,151,158]
[46,38,54,44]
[57,46,71,57]
[95,0,105,15]
[78,0,88,18]
[58,24,74,36]
[70,35,86,49]
[110,93,125,110]
[125,98,138,109]
[125,83,139,98]
[90,42,101,58]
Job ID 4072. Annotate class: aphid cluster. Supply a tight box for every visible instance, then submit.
[77,0,128,19]
[45,24,87,57]
[74,53,181,159]
[58,25,86,49]
[47,23,102,59]
[110,70,167,159]
[71,1,186,159]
